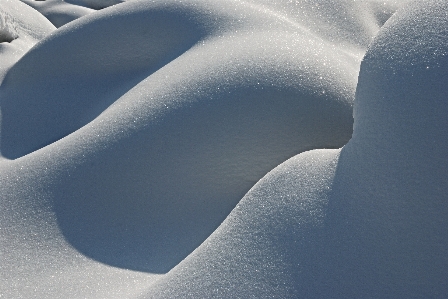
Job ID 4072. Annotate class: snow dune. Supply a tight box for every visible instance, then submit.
[1,0,446,298]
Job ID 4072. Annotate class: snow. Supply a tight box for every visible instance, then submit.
[0,0,54,81]
[142,1,448,297]
[1,0,446,298]
[19,0,94,27]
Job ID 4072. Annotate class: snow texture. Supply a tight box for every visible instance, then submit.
[143,1,448,297]
[1,0,447,298]
[0,0,55,81]
[18,0,126,27]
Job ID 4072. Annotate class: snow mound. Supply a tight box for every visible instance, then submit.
[143,149,341,298]
[5,0,444,298]
[19,0,127,28]
[0,0,361,273]
[19,0,94,27]
[142,0,448,297]
[0,0,55,81]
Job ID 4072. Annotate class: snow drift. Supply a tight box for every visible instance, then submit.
[0,0,54,81]
[1,0,360,275]
[142,1,448,297]
[1,0,446,298]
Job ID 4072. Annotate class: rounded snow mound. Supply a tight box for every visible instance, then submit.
[0,0,55,81]
[19,0,94,28]
[6,0,443,298]
[142,0,448,297]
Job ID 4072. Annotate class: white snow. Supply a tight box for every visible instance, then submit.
[142,1,448,297]
[1,0,446,298]
[19,0,94,27]
[0,0,55,81]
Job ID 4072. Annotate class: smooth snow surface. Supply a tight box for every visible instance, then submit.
[1,0,447,298]
[19,0,95,27]
[18,0,126,27]
[143,1,448,297]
